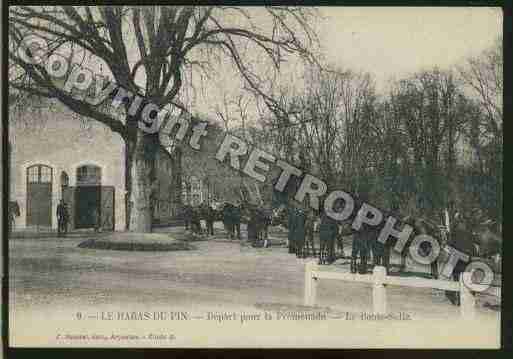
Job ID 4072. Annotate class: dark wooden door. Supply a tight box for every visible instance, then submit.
[26,164,53,227]
[75,186,101,229]
[27,183,52,227]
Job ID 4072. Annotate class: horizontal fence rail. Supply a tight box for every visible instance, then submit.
[304,261,500,319]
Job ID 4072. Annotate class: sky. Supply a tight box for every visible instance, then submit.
[317,7,502,90]
[187,7,502,123]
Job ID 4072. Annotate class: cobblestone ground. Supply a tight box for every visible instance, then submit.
[8,225,501,348]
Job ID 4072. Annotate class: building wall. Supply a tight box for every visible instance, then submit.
[181,176,219,207]
[9,101,126,231]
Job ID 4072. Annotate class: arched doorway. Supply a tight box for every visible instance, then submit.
[75,165,102,229]
[26,164,53,227]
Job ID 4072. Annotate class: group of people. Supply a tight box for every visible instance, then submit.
[244,203,272,247]
[286,202,343,264]
[182,200,272,247]
[222,202,242,240]
[183,200,242,239]
[284,194,501,285]
[183,202,219,236]
[442,207,502,306]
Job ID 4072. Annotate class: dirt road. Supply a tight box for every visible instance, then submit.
[8,227,500,348]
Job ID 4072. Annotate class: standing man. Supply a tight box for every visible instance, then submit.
[287,202,297,254]
[183,204,193,231]
[444,214,477,306]
[352,224,372,274]
[222,202,235,239]
[247,204,259,246]
[205,202,216,236]
[57,199,69,237]
[233,201,242,240]
[92,207,101,233]
[351,192,372,273]
[380,202,401,274]
[319,208,338,264]
[295,205,307,258]
[261,206,273,247]
[9,201,20,234]
[191,205,202,234]
[304,209,316,257]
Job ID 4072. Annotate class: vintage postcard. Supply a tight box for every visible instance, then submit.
[5,5,502,348]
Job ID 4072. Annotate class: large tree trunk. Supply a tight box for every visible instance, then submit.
[125,123,159,233]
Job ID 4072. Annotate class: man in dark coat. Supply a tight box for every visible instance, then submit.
[352,225,372,273]
[444,215,477,306]
[304,210,316,257]
[206,205,217,236]
[92,207,101,233]
[57,199,69,237]
[183,204,193,231]
[381,202,401,273]
[233,201,242,240]
[204,203,216,236]
[350,192,373,273]
[9,201,20,234]
[261,207,273,246]
[287,204,297,254]
[223,202,235,239]
[247,204,259,246]
[294,206,307,258]
[190,205,202,234]
[223,202,241,240]
[319,210,338,264]
[372,202,400,271]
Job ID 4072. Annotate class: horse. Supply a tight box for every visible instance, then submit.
[395,214,502,280]
[190,205,203,234]
[470,221,502,275]
[348,211,443,276]
[221,202,240,239]
[244,203,272,247]
[334,229,346,258]
[198,202,218,236]
[270,205,288,228]
[472,222,502,256]
[399,216,444,278]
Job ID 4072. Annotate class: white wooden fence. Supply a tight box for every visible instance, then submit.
[304,261,498,319]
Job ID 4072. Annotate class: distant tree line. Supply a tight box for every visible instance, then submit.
[231,38,502,226]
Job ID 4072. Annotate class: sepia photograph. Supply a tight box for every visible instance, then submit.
[4,5,503,348]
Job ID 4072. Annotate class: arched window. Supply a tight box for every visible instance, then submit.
[27,164,53,184]
[60,171,69,188]
[76,165,101,186]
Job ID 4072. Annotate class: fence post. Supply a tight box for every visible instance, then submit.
[304,261,318,306]
[459,272,476,319]
[372,266,387,314]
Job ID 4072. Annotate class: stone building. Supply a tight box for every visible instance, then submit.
[9,100,179,232]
